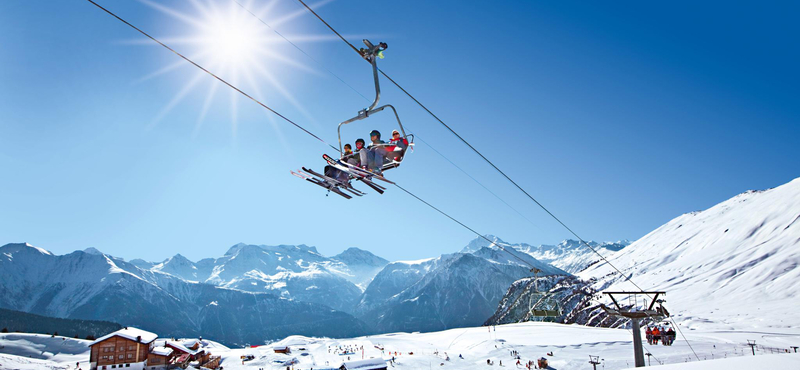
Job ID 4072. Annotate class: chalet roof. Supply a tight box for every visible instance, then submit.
[166,341,201,356]
[340,358,388,370]
[273,345,290,350]
[151,347,174,356]
[89,327,158,346]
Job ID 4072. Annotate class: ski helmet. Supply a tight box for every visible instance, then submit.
[355,138,365,146]
[370,130,381,138]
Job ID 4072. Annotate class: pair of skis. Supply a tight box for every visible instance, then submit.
[291,154,393,199]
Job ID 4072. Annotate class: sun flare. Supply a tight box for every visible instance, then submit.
[134,0,326,135]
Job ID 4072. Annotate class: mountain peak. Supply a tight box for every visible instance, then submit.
[83,247,104,255]
[333,247,388,267]
[0,242,53,256]
[460,235,506,253]
[224,243,260,256]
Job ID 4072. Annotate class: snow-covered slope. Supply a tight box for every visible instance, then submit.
[578,177,800,330]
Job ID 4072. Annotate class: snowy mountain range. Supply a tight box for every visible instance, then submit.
[0,244,369,346]
[355,243,568,333]
[461,235,630,274]
[134,243,389,313]
[0,237,581,342]
[488,177,800,331]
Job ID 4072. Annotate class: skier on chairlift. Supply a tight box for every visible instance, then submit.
[385,129,408,161]
[343,143,360,166]
[354,138,367,167]
[365,129,387,173]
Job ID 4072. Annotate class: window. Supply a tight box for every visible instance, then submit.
[125,365,130,368]
[127,353,133,359]
[119,346,124,352]
[129,345,134,351]
[101,367,106,370]
[118,354,123,360]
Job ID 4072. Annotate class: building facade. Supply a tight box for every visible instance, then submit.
[89,328,157,370]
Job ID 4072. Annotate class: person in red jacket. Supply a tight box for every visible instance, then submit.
[384,129,409,161]
[645,326,653,345]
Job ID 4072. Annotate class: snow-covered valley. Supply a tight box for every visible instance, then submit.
[2,323,799,370]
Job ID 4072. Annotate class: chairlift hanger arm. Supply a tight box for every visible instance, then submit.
[337,39,408,156]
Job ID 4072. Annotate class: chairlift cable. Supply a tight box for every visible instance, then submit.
[83,0,536,272]
[228,0,550,259]
[293,0,646,292]
[87,1,698,360]
[295,2,701,359]
[230,0,371,103]
[394,183,536,270]
[84,0,340,154]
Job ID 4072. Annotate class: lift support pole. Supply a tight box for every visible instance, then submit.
[601,291,669,368]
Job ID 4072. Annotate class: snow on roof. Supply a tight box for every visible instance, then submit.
[166,341,200,355]
[151,347,173,356]
[340,358,387,370]
[89,327,158,346]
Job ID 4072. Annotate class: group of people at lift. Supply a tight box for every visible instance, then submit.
[646,324,675,346]
[341,129,409,175]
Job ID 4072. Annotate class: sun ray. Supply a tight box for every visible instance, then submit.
[249,61,319,127]
[127,0,347,138]
[191,74,221,139]
[229,75,239,138]
[271,0,336,29]
[252,0,281,22]
[251,46,321,76]
[137,0,206,28]
[240,66,292,154]
[133,50,211,84]
[146,70,208,131]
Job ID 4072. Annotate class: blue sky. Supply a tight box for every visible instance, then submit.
[1,0,798,262]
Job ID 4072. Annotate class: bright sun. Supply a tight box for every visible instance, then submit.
[199,8,265,69]
[133,0,323,135]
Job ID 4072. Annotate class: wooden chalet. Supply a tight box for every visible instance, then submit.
[89,327,219,370]
[273,345,291,354]
[88,327,157,370]
[146,346,175,369]
[165,340,219,369]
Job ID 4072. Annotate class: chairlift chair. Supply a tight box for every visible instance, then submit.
[337,39,414,173]
[294,40,413,198]
[527,268,563,319]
